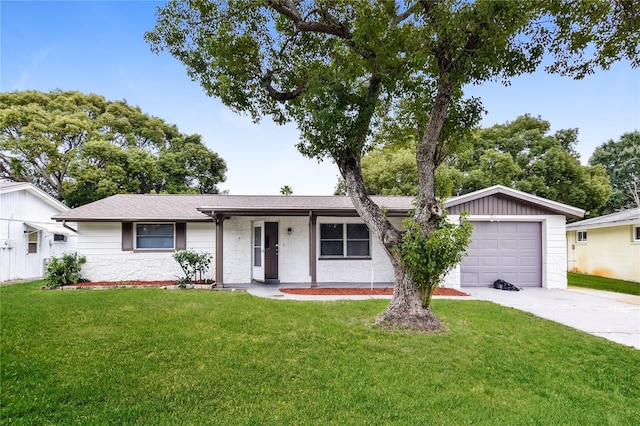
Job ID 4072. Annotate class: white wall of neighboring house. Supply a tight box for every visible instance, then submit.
[0,184,77,282]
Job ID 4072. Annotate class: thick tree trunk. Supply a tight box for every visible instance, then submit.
[337,76,454,332]
[375,253,443,331]
[338,156,442,331]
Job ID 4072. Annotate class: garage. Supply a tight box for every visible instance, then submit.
[460,221,542,287]
[441,185,586,290]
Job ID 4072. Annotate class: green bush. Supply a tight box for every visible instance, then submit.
[173,250,212,285]
[46,252,87,288]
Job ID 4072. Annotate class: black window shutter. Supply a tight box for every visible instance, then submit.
[176,223,186,249]
[122,223,133,251]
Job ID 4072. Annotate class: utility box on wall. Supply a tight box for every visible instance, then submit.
[1,239,15,249]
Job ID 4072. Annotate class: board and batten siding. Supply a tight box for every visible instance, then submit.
[77,222,215,282]
[448,194,551,216]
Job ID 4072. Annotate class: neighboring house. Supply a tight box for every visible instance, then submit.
[52,185,584,289]
[0,181,77,282]
[566,208,640,283]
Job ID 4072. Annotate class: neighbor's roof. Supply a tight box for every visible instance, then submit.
[566,207,640,231]
[0,180,69,212]
[52,194,415,222]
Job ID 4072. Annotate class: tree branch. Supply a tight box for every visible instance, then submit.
[261,69,307,102]
[267,0,352,39]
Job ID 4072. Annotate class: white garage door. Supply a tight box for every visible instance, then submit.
[461,222,542,287]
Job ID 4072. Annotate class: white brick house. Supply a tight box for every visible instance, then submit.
[53,186,584,289]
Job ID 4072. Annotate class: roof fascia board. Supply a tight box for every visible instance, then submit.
[567,219,640,231]
[197,208,410,218]
[53,217,214,223]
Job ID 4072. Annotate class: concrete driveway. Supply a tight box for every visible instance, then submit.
[466,287,640,350]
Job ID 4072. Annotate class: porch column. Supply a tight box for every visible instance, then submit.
[308,211,317,287]
[215,214,224,287]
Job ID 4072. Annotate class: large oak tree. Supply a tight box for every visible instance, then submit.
[147,0,639,330]
[589,131,640,214]
[0,90,227,207]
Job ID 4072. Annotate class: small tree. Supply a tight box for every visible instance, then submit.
[280,185,293,195]
[173,249,212,287]
[46,252,87,288]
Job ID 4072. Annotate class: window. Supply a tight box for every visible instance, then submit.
[634,226,640,242]
[135,224,174,249]
[253,226,262,267]
[28,231,38,254]
[320,223,370,258]
[577,230,587,243]
[53,234,67,242]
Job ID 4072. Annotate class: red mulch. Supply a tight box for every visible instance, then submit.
[280,287,468,296]
[66,282,468,296]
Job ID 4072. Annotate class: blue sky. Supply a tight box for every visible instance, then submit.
[2,1,639,195]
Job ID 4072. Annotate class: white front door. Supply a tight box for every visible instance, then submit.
[251,221,265,282]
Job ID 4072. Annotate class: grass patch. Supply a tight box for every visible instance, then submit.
[2,282,639,424]
[568,272,640,296]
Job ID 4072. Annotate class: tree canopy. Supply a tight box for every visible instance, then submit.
[147,0,640,330]
[455,115,611,213]
[337,115,612,214]
[0,90,227,207]
[589,131,640,214]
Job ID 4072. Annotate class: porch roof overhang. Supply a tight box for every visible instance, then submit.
[24,221,76,236]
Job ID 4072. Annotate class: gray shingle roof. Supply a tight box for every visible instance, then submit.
[52,194,415,221]
[566,207,640,230]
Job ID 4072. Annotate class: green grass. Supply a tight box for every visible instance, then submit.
[568,272,640,296]
[1,282,639,425]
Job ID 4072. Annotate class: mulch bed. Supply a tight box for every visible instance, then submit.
[70,280,177,287]
[64,281,468,296]
[280,287,469,296]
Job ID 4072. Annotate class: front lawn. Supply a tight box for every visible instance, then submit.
[568,272,640,295]
[2,282,639,424]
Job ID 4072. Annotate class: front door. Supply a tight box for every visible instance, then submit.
[264,222,279,280]
[251,221,265,282]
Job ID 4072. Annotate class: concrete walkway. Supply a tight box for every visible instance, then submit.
[243,282,640,350]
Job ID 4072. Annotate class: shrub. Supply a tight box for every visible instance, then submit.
[173,250,212,285]
[46,252,87,288]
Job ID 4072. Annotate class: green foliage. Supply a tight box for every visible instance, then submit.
[279,185,293,195]
[335,142,464,198]
[589,132,640,214]
[0,90,227,207]
[400,213,473,307]
[173,249,212,285]
[454,115,611,212]
[45,252,87,288]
